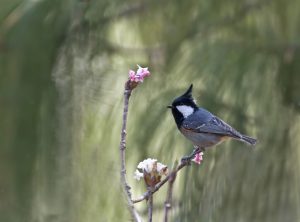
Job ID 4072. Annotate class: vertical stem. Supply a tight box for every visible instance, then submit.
[164,165,177,222]
[164,182,173,222]
[119,81,141,222]
[147,189,153,222]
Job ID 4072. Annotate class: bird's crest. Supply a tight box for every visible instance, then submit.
[181,84,193,98]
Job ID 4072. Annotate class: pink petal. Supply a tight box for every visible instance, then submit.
[133,75,143,83]
[136,65,150,78]
[192,152,204,165]
[129,70,136,81]
[128,65,151,83]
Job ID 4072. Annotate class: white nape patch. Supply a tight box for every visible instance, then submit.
[176,105,194,118]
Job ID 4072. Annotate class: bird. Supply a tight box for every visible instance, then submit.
[167,84,257,157]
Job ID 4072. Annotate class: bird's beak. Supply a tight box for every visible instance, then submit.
[167,105,173,109]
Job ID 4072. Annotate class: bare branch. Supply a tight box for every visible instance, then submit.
[147,187,153,222]
[164,162,178,222]
[119,80,142,222]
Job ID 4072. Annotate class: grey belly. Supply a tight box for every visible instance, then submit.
[182,131,224,148]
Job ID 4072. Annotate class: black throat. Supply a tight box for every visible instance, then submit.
[171,109,185,129]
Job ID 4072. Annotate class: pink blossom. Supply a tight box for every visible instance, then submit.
[129,70,136,81]
[192,152,204,165]
[136,65,150,78]
[128,65,150,83]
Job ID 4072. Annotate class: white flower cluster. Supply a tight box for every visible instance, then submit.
[134,158,168,181]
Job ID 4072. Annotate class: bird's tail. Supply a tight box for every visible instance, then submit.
[241,135,257,146]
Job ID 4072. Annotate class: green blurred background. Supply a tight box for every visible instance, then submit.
[1,0,300,221]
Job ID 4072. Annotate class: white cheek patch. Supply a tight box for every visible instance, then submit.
[176,105,194,118]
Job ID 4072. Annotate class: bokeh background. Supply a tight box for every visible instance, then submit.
[1,0,300,221]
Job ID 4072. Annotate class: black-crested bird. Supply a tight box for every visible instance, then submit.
[168,84,256,156]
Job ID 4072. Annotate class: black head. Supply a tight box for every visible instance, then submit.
[167,84,198,128]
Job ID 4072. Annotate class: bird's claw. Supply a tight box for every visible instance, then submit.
[180,156,192,165]
[180,147,203,164]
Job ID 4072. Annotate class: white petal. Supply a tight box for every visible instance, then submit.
[157,162,167,172]
[133,170,144,180]
[137,158,157,173]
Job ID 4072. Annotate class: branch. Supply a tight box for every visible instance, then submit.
[119,80,142,222]
[164,163,177,222]
[132,160,189,204]
[147,188,153,222]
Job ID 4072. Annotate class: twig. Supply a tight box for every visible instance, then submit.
[119,80,142,222]
[132,160,189,204]
[164,163,177,222]
[147,187,153,222]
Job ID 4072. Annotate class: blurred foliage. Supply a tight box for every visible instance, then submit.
[1,0,300,221]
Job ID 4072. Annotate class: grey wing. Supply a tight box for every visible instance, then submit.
[183,108,214,128]
[183,109,242,139]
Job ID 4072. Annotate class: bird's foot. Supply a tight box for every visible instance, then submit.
[181,147,204,164]
[180,156,192,165]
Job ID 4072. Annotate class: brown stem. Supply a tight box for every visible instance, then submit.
[132,160,189,204]
[164,164,177,222]
[147,188,153,222]
[119,80,142,222]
